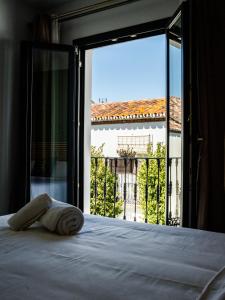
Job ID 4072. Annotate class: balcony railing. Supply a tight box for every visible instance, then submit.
[91,156,181,226]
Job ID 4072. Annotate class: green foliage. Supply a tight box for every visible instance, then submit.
[137,144,166,224]
[90,145,123,217]
[117,146,136,157]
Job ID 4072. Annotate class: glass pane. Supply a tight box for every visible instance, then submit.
[31,49,69,202]
[168,16,182,225]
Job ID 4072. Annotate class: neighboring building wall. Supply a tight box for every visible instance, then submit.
[91,121,166,157]
[170,132,182,158]
[91,121,182,222]
[91,122,182,158]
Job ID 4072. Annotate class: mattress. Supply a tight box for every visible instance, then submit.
[0,214,225,300]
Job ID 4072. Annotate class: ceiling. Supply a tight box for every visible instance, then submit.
[23,0,144,11]
[23,0,76,10]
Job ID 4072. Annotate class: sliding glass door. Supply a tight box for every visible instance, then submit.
[22,43,76,204]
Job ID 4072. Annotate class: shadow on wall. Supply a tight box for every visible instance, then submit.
[0,39,25,215]
[0,0,39,215]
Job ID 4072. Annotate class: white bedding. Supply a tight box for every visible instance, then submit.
[0,214,225,300]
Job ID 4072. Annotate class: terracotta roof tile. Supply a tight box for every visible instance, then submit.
[91,97,181,132]
[169,97,182,132]
[91,98,165,119]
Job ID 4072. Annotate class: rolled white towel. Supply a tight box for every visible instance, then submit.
[39,199,84,235]
[8,193,52,231]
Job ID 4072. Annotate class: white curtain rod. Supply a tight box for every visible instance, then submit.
[51,0,141,22]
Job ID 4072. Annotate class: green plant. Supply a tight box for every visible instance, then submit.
[117,146,136,157]
[137,143,166,224]
[90,145,123,217]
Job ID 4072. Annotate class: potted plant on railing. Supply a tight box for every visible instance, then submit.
[112,146,136,173]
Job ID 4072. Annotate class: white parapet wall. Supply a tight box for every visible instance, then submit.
[91,121,166,156]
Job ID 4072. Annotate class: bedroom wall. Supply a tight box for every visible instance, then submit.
[0,0,37,214]
[0,0,181,214]
[48,0,181,43]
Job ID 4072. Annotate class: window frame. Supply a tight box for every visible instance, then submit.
[73,9,191,225]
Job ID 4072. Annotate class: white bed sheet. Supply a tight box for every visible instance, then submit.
[0,214,225,300]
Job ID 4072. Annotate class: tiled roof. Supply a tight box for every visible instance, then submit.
[91,98,166,121]
[91,97,181,132]
[169,97,182,132]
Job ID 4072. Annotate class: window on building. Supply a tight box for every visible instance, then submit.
[117,135,153,154]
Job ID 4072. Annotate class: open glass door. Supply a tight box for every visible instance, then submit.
[22,42,76,205]
[166,3,189,226]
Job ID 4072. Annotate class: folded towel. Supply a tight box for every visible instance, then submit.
[8,193,52,231]
[39,199,84,235]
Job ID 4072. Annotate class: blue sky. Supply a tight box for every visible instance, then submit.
[92,34,181,103]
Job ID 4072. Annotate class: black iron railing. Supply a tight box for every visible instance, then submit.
[91,156,181,225]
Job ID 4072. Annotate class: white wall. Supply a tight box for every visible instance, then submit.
[48,0,180,43]
[91,123,182,157]
[91,121,166,157]
[170,132,182,158]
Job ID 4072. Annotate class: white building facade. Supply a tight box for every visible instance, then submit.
[91,121,166,157]
[90,98,182,224]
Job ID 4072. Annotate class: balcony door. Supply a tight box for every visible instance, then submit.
[73,5,190,224]
[22,42,78,205]
[166,3,190,226]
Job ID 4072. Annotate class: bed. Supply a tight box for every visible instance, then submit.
[0,214,225,300]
